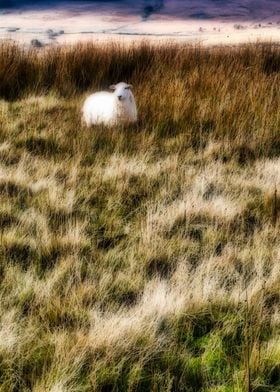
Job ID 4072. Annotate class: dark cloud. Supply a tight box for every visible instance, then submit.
[1,0,164,14]
[1,0,163,6]
[0,0,166,21]
[142,0,164,19]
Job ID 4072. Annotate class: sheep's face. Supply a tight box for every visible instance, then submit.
[110,82,133,102]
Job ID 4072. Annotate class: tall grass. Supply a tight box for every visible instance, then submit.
[0,41,279,391]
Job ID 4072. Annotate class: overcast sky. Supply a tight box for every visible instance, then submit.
[1,0,279,22]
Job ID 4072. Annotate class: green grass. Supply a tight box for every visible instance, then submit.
[0,41,279,391]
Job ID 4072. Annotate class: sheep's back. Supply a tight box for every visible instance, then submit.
[82,92,116,125]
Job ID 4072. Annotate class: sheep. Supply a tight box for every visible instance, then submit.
[82,82,137,127]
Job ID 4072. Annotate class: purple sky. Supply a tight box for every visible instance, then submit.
[1,0,279,21]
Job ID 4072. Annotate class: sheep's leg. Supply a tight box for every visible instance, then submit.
[81,112,92,128]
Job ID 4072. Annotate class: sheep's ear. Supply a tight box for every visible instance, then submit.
[128,84,132,89]
[109,84,116,90]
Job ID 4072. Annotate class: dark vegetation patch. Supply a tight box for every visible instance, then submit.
[202,182,222,201]
[40,306,90,331]
[0,148,21,165]
[0,210,18,228]
[37,246,63,274]
[262,49,280,74]
[1,241,36,270]
[174,303,269,360]
[96,234,126,251]
[146,254,175,279]
[32,242,90,277]
[120,176,149,215]
[86,180,115,209]
[153,118,182,138]
[166,215,205,241]
[239,193,280,234]
[94,218,127,251]
[0,180,32,199]
[48,210,85,232]
[231,144,256,165]
[165,193,280,245]
[96,351,204,392]
[8,342,56,392]
[108,282,139,307]
[92,214,128,251]
[119,175,161,217]
[16,136,62,157]
[1,239,84,277]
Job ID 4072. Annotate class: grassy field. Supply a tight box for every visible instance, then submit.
[0,41,279,391]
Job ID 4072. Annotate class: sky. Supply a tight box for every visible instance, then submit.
[1,0,280,21]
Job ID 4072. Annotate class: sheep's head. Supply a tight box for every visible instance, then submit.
[110,82,133,102]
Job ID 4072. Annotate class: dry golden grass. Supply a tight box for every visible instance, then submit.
[0,41,279,391]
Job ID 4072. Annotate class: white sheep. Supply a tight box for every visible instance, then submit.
[82,82,137,127]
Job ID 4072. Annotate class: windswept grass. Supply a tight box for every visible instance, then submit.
[0,41,279,391]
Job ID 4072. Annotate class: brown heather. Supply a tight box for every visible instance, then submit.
[0,41,279,391]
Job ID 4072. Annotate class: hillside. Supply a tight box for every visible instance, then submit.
[0,42,279,391]
[0,0,280,45]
